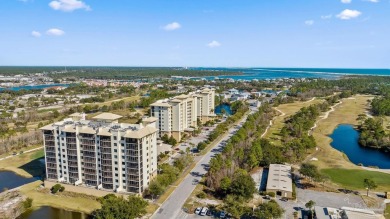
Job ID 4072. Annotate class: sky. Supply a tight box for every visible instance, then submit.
[0,0,389,68]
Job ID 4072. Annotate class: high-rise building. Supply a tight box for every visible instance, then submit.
[150,88,215,141]
[40,113,158,194]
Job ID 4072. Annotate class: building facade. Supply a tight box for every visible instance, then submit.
[40,113,158,194]
[150,88,215,141]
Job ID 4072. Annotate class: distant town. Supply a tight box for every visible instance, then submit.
[1,68,390,219]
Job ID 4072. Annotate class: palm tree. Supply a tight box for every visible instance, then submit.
[305,200,316,219]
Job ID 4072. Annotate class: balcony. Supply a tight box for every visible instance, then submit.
[68,161,79,167]
[45,147,56,152]
[82,146,96,152]
[47,173,58,179]
[67,144,77,150]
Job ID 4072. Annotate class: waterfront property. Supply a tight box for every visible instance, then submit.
[150,88,215,141]
[266,164,293,198]
[40,113,158,194]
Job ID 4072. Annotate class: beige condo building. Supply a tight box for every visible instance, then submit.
[150,88,215,141]
[40,113,158,194]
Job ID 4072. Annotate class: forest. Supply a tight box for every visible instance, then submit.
[357,115,390,149]
[0,66,242,78]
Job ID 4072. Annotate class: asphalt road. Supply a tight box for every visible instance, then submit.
[151,112,252,219]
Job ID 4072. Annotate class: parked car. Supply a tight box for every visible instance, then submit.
[200,207,208,216]
[281,197,288,202]
[12,152,17,156]
[195,207,202,215]
[206,210,212,216]
[220,211,226,218]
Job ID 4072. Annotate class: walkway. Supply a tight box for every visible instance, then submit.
[0,147,43,162]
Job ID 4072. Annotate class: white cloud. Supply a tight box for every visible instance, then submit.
[364,0,379,2]
[341,0,352,3]
[321,14,333,19]
[305,20,314,26]
[46,28,65,36]
[31,31,41,37]
[336,9,362,20]
[49,0,91,12]
[161,22,181,31]
[207,40,221,48]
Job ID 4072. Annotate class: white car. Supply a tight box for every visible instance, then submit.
[200,207,208,216]
[195,207,202,215]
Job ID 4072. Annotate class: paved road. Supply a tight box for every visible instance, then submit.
[152,112,252,219]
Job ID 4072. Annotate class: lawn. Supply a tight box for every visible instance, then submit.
[321,168,390,191]
[385,204,390,219]
[0,149,45,178]
[313,95,375,170]
[264,98,324,145]
[19,181,101,214]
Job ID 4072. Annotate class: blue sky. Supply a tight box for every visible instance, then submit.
[0,0,389,68]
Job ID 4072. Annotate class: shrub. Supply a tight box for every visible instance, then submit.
[51,184,64,194]
[23,198,33,209]
[196,191,207,199]
[267,192,275,197]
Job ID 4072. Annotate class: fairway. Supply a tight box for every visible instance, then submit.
[321,168,390,191]
[264,98,324,145]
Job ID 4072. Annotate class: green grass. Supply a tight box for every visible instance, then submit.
[385,204,390,219]
[30,150,44,160]
[321,168,390,191]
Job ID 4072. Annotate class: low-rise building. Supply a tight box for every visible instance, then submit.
[266,164,293,198]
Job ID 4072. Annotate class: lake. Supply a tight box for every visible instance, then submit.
[215,103,232,115]
[0,171,36,191]
[329,124,390,169]
[18,206,91,219]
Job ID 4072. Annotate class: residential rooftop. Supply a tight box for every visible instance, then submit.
[266,164,292,192]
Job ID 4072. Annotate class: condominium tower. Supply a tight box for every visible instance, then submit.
[40,113,158,194]
[150,88,215,141]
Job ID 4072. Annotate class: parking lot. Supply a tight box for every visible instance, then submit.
[275,188,367,219]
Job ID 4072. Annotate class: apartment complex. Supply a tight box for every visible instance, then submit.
[150,88,215,141]
[40,113,158,194]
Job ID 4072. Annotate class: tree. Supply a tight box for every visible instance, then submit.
[149,180,165,198]
[230,171,256,200]
[363,178,378,196]
[254,200,284,219]
[93,194,148,219]
[220,177,232,195]
[223,195,247,219]
[299,163,320,181]
[305,200,316,219]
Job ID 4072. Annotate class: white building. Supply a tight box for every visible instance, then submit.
[40,113,158,194]
[150,88,215,141]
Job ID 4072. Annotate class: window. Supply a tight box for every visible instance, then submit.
[115,161,118,165]
[114,143,117,146]
[114,149,117,153]
[115,173,118,176]
[122,174,125,177]
[114,136,117,140]
[115,168,118,171]
[122,180,126,183]
[62,149,65,152]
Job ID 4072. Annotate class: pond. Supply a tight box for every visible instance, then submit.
[18,206,91,219]
[215,103,232,115]
[329,124,390,169]
[0,84,70,91]
[0,171,36,191]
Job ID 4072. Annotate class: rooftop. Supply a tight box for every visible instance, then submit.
[266,164,292,192]
[92,113,123,120]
